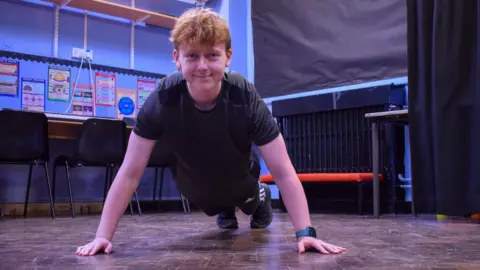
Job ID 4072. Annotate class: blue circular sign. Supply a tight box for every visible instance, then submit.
[118,96,135,116]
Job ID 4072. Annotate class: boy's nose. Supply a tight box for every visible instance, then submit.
[197,57,208,69]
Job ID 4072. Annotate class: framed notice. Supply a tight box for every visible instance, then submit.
[137,78,156,109]
[21,78,45,112]
[47,66,71,102]
[72,83,95,116]
[95,72,115,106]
[0,59,19,97]
[116,88,136,119]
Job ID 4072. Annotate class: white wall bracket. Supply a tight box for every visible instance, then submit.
[136,15,151,24]
[60,0,72,8]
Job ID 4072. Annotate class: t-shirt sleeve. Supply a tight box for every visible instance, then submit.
[249,85,280,146]
[133,88,163,140]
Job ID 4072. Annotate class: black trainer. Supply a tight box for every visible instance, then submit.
[216,208,238,229]
[250,183,273,228]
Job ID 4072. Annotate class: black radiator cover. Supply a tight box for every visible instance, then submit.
[270,84,408,214]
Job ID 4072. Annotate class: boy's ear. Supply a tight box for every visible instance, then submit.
[225,48,232,67]
[173,49,181,70]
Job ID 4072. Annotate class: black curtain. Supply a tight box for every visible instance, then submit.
[407,0,480,216]
[251,0,407,98]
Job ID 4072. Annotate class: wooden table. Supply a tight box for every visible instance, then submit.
[45,112,133,140]
[365,109,411,218]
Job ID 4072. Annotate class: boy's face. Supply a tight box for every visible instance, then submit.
[173,42,232,99]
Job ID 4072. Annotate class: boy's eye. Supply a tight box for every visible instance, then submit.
[184,53,218,59]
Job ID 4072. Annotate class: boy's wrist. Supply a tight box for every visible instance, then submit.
[95,235,112,241]
[295,226,317,240]
[293,219,312,232]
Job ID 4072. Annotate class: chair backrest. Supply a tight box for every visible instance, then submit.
[148,135,175,167]
[0,110,49,162]
[76,118,127,165]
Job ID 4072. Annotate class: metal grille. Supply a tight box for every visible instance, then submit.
[278,105,389,174]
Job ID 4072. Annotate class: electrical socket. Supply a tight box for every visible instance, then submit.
[72,47,85,59]
[72,47,94,61]
[85,49,93,61]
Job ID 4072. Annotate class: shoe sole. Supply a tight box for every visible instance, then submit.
[250,184,273,229]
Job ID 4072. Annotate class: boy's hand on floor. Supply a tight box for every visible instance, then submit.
[297,237,346,254]
[75,236,112,256]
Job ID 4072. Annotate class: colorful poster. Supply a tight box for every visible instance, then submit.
[21,78,45,112]
[116,88,136,119]
[137,78,156,109]
[0,59,19,97]
[47,66,71,102]
[72,83,95,116]
[95,72,115,106]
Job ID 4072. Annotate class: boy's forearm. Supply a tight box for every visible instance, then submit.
[275,175,312,232]
[95,172,140,241]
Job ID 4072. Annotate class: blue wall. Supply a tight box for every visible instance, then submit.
[0,0,176,116]
[0,0,262,206]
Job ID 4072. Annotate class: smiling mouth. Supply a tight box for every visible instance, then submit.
[195,75,211,79]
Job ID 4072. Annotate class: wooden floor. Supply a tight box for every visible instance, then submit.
[0,211,479,269]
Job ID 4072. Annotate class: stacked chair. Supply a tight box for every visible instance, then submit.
[148,136,190,214]
[0,110,55,218]
[52,118,141,218]
[0,109,189,218]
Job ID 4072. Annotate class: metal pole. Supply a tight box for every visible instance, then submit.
[84,11,87,50]
[53,5,59,58]
[372,121,380,218]
[130,0,135,69]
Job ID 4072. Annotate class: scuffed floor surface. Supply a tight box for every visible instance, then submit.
[0,211,479,269]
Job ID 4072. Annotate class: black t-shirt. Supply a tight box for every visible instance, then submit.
[133,71,280,206]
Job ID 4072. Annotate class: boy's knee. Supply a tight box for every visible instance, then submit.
[238,197,260,216]
[200,206,224,216]
[203,209,220,217]
[240,207,256,216]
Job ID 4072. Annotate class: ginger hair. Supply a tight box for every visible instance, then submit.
[169,8,231,51]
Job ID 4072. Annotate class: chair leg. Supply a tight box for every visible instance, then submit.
[411,179,416,217]
[357,182,364,215]
[52,163,57,205]
[157,167,165,212]
[129,201,134,215]
[153,168,158,203]
[23,164,33,218]
[65,161,75,218]
[181,194,188,214]
[186,197,191,213]
[134,190,142,215]
[103,166,110,205]
[43,162,55,219]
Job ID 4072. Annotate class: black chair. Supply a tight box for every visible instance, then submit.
[149,137,190,214]
[0,110,55,218]
[52,118,141,218]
